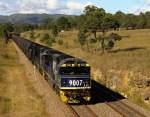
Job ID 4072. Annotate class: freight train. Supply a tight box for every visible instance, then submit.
[9,34,91,103]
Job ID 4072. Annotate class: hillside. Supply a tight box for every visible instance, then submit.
[0,14,75,24]
[0,39,49,116]
[22,29,150,111]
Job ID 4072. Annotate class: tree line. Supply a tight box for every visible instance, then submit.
[1,6,150,35]
[1,5,150,53]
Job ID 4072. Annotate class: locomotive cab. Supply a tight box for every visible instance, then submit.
[57,58,91,103]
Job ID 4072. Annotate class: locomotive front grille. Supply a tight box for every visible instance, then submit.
[60,89,91,103]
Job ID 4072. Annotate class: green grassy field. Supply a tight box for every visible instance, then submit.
[22,29,150,110]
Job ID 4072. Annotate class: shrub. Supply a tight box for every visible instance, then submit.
[90,38,97,43]
[64,42,69,48]
[36,33,40,38]
[42,33,49,41]
[74,38,79,44]
[41,33,55,46]
[30,31,34,39]
[46,37,55,46]
[52,25,58,37]
[58,39,63,45]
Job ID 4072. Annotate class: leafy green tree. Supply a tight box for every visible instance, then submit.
[13,24,35,33]
[101,13,119,32]
[0,24,5,37]
[99,33,122,53]
[41,33,55,46]
[5,23,14,32]
[52,25,58,37]
[0,24,14,38]
[109,33,122,41]
[78,28,87,49]
[57,17,71,31]
[79,5,121,53]
[145,11,150,28]
[123,14,137,29]
[76,15,86,29]
[30,31,34,39]
[99,13,120,53]
[42,33,50,40]
[83,5,105,39]
[136,13,147,29]
[68,17,77,29]
[43,18,53,29]
[114,11,126,28]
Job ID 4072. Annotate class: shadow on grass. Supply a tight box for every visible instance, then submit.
[70,80,125,105]
[89,80,125,105]
[109,47,146,53]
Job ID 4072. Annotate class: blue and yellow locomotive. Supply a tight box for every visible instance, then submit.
[11,34,91,103]
[58,59,91,103]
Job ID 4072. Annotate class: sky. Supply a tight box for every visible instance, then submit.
[0,0,150,15]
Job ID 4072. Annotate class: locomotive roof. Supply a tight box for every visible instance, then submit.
[12,35,87,63]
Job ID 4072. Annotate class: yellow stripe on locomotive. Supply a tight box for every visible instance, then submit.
[61,63,90,67]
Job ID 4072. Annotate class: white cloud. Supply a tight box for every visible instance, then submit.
[0,0,94,15]
[47,0,60,9]
[19,0,46,11]
[0,1,8,11]
[67,1,84,10]
[18,0,70,14]
[146,0,150,2]
[129,0,150,14]
[0,1,18,15]
[67,1,93,10]
[66,1,94,15]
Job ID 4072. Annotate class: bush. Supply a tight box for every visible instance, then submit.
[109,33,122,41]
[46,37,55,46]
[52,25,58,37]
[64,42,69,48]
[36,33,40,38]
[74,38,79,44]
[58,39,63,45]
[90,38,97,43]
[42,33,49,40]
[41,33,55,46]
[30,31,34,39]
[78,29,86,46]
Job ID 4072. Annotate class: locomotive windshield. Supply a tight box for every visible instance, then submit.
[59,66,90,75]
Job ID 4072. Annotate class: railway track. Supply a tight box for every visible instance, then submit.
[66,81,147,117]
[93,84,147,117]
[83,105,98,117]
[66,104,80,117]
[67,104,98,117]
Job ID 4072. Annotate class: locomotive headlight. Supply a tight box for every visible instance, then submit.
[61,64,66,67]
[86,81,90,87]
[84,81,89,87]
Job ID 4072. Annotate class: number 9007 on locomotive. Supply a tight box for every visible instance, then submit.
[57,59,91,103]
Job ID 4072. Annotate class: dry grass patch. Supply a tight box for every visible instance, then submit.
[22,29,150,110]
[0,40,49,117]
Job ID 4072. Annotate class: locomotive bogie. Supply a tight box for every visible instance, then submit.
[59,89,91,103]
